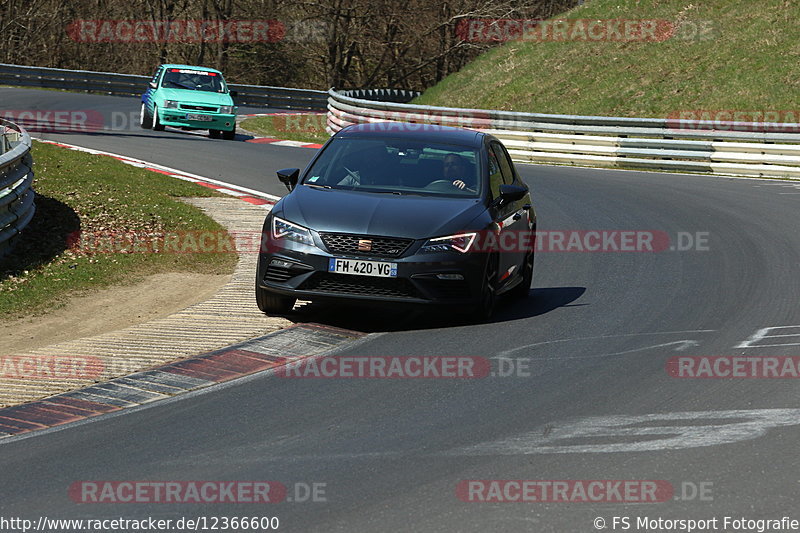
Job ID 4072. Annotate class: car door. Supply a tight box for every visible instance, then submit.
[490,140,529,285]
[487,142,518,286]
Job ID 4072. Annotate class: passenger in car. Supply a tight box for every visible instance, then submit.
[337,146,394,187]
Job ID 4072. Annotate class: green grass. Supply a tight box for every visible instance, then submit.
[0,141,237,318]
[415,0,800,117]
[240,114,329,144]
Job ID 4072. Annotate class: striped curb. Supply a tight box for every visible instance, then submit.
[0,324,364,439]
[239,112,326,149]
[35,138,281,206]
[246,137,324,149]
[1,197,294,406]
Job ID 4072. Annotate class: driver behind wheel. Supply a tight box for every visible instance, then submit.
[443,153,475,191]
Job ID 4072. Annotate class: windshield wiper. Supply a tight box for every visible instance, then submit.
[306,184,332,189]
[366,190,405,195]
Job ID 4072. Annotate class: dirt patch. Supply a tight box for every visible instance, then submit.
[0,272,230,354]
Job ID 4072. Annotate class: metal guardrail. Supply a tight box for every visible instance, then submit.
[327,89,800,179]
[333,88,421,104]
[0,119,35,258]
[0,63,328,111]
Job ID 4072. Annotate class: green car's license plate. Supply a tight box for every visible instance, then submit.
[186,113,213,122]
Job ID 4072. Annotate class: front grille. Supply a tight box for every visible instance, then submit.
[181,104,218,112]
[319,233,412,258]
[300,273,422,299]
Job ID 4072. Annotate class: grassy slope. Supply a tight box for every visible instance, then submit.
[240,114,329,144]
[0,141,237,317]
[415,0,800,117]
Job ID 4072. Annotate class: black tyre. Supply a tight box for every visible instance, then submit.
[152,105,165,131]
[209,129,221,139]
[256,281,296,314]
[222,125,236,140]
[511,250,534,299]
[139,103,153,129]
[472,254,498,322]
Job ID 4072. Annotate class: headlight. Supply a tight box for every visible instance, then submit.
[163,100,179,109]
[420,232,477,254]
[271,216,314,246]
[218,105,235,114]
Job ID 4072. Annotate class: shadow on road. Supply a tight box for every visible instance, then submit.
[286,286,587,333]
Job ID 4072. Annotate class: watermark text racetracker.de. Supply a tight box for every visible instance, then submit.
[455,18,717,43]
[68,480,326,504]
[65,229,711,255]
[667,356,800,378]
[667,110,800,133]
[67,19,331,43]
[456,480,713,503]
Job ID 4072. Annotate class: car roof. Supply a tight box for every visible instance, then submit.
[336,123,485,148]
[160,64,223,75]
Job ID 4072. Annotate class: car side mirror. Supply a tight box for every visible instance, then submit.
[277,168,300,191]
[230,90,238,98]
[493,184,527,207]
[149,81,157,89]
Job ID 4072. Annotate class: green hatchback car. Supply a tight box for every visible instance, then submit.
[140,64,238,140]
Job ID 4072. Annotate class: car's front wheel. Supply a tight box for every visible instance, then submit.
[472,254,498,322]
[139,103,153,129]
[511,250,534,299]
[152,105,165,131]
[222,125,236,140]
[256,281,296,314]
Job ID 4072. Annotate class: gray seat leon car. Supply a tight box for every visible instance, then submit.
[256,123,536,321]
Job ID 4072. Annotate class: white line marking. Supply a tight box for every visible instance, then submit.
[34,138,281,202]
[520,162,800,184]
[736,325,800,348]
[217,189,247,197]
[270,140,314,147]
[594,339,700,357]
[450,409,800,455]
[497,330,715,358]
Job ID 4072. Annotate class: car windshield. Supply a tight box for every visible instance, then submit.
[161,68,227,93]
[301,138,482,197]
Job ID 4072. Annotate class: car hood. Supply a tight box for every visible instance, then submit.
[158,88,233,106]
[279,186,488,240]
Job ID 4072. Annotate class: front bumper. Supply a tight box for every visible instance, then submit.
[257,237,488,306]
[159,109,236,131]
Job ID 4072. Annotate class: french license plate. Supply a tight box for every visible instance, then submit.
[186,113,213,121]
[328,258,397,277]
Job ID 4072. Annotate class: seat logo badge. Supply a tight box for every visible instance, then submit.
[358,239,373,251]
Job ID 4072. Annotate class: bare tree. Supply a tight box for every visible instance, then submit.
[0,0,579,90]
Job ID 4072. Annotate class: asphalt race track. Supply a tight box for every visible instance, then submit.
[2,88,800,532]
